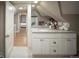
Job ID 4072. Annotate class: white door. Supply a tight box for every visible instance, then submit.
[5,2,15,57]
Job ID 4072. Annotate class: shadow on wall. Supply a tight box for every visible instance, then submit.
[0,2,5,57]
[62,14,79,55]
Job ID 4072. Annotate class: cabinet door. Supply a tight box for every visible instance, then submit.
[32,39,41,55]
[59,39,67,55]
[65,39,76,55]
[41,39,50,55]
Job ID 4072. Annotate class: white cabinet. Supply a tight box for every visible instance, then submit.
[41,39,49,55]
[49,39,65,55]
[32,39,41,55]
[32,32,77,55]
[65,39,76,55]
[49,38,76,55]
[32,39,49,55]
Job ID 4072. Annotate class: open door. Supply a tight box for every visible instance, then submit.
[5,2,15,57]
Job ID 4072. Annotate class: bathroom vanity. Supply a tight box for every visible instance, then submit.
[31,28,77,56]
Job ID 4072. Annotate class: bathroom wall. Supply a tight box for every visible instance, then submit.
[0,2,5,57]
[60,1,79,52]
[39,1,61,17]
[36,1,66,22]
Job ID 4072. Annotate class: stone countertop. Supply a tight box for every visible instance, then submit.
[31,28,76,33]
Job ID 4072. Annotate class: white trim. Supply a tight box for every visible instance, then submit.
[27,4,32,49]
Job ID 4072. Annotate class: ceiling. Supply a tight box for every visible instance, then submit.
[11,1,34,4]
[11,1,40,14]
[11,1,35,12]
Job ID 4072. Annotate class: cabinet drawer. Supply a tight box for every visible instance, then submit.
[50,40,57,46]
[49,39,62,47]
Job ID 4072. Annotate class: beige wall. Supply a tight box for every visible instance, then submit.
[62,14,79,52]
[0,2,5,57]
[61,1,79,14]
[60,1,79,53]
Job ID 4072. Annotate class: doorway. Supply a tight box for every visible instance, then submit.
[14,13,27,47]
[5,1,32,58]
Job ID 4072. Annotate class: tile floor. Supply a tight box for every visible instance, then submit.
[9,47,32,58]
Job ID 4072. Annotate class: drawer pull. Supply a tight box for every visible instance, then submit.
[53,50,56,52]
[53,42,56,44]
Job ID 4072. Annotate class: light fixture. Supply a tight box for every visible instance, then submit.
[32,5,35,7]
[19,7,23,10]
[34,1,38,3]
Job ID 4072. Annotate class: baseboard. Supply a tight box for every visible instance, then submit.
[0,52,4,58]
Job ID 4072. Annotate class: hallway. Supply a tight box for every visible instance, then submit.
[14,27,27,46]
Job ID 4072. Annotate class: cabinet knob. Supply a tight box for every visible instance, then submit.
[53,50,56,52]
[53,42,56,44]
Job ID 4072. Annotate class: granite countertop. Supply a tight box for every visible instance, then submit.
[31,28,76,33]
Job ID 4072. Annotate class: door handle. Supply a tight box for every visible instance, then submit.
[53,49,56,52]
[5,35,10,38]
[40,39,44,41]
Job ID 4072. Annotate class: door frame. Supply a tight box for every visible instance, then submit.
[26,4,32,48]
